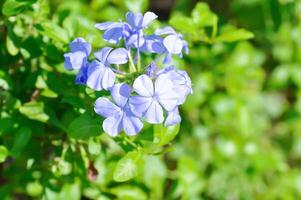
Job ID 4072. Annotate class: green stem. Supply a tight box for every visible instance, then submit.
[128,51,136,73]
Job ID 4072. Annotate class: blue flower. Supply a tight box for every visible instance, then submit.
[125,12,157,48]
[94,83,143,136]
[129,74,178,124]
[64,38,91,70]
[86,47,128,91]
[95,22,131,45]
[165,107,181,126]
[155,26,189,63]
[158,66,192,105]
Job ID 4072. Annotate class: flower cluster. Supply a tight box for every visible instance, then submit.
[64,12,192,137]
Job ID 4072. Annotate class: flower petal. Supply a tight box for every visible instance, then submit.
[133,74,154,96]
[94,47,113,64]
[155,26,176,35]
[144,100,164,124]
[95,22,114,30]
[106,48,128,64]
[64,51,87,70]
[122,107,143,135]
[75,65,88,85]
[164,107,181,126]
[103,114,123,137]
[142,12,157,28]
[163,34,183,54]
[126,12,143,29]
[129,96,152,117]
[94,97,120,118]
[111,83,131,107]
[70,37,91,55]
[86,61,115,91]
[103,25,123,44]
[101,67,116,90]
[155,74,179,111]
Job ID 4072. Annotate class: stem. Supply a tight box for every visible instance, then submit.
[136,31,141,72]
[127,50,136,73]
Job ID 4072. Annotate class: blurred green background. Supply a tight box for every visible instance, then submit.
[1,0,301,199]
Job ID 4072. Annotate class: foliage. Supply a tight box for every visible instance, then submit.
[1,0,301,199]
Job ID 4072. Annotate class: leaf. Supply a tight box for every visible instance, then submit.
[191,2,217,27]
[215,29,254,42]
[113,151,142,182]
[88,138,101,155]
[111,185,147,200]
[19,101,49,122]
[0,146,8,163]
[169,16,196,35]
[67,113,102,139]
[2,0,36,16]
[11,127,32,158]
[153,124,180,146]
[35,22,69,44]
[6,35,19,56]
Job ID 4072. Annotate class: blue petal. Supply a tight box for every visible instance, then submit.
[103,114,123,137]
[86,61,115,91]
[163,34,183,54]
[111,83,131,108]
[94,47,113,64]
[126,12,143,29]
[122,106,143,136]
[75,65,88,85]
[146,62,158,78]
[155,74,178,111]
[141,35,165,54]
[94,97,121,118]
[163,53,172,64]
[129,96,152,117]
[106,48,129,64]
[164,107,181,126]
[142,12,157,28]
[155,26,176,35]
[133,75,154,96]
[70,37,91,55]
[103,25,124,44]
[144,100,164,124]
[95,22,114,30]
[64,51,87,70]
[127,32,145,48]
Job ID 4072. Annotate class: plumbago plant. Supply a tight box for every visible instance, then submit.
[64,12,192,181]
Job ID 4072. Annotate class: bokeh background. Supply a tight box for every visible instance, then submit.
[1,0,301,199]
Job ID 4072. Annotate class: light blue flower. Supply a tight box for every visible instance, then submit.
[86,47,128,91]
[125,12,157,48]
[94,83,143,136]
[155,26,189,63]
[158,66,192,105]
[165,107,181,126]
[95,22,131,44]
[64,38,91,70]
[129,74,178,124]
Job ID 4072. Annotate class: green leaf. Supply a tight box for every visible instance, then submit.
[67,113,101,139]
[2,0,36,16]
[169,16,196,35]
[113,151,142,182]
[6,35,19,56]
[111,185,147,200]
[88,138,101,155]
[35,22,69,44]
[215,29,254,42]
[191,2,217,27]
[0,146,8,163]
[11,127,32,158]
[153,124,180,146]
[19,101,49,122]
